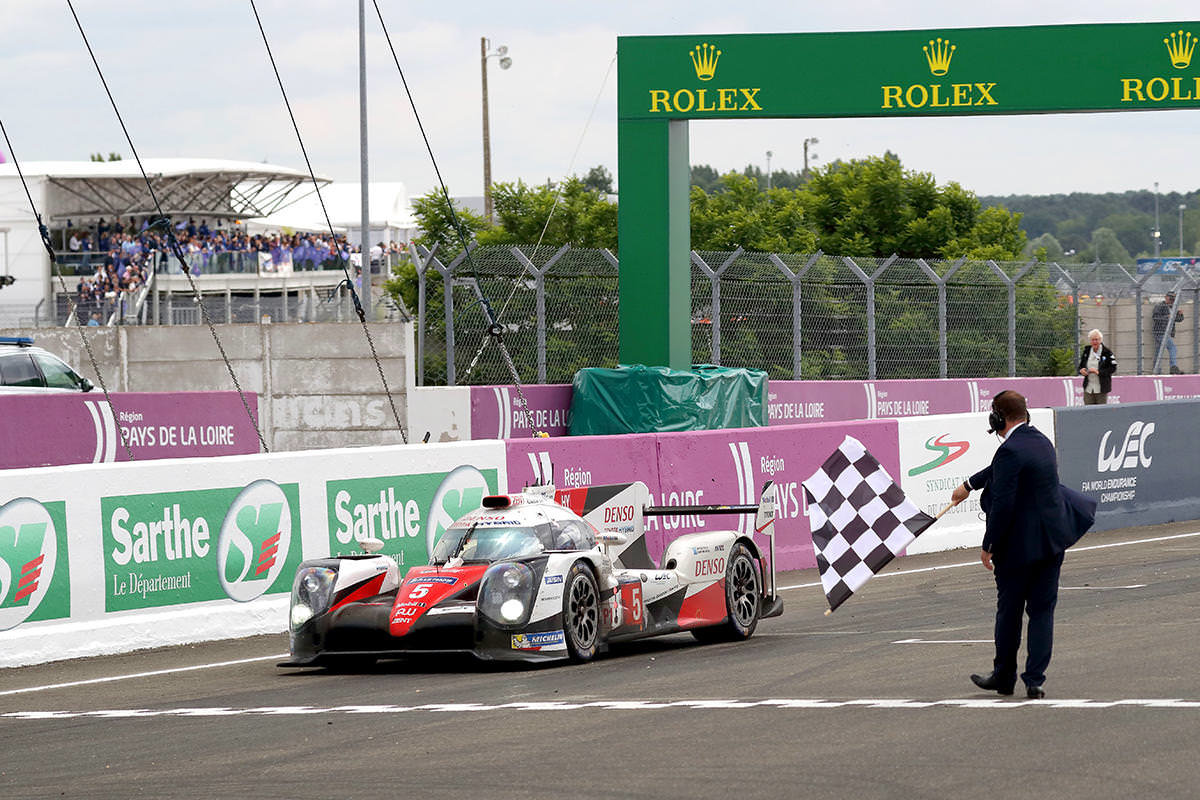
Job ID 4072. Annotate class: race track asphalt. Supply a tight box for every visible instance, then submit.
[1,520,1198,800]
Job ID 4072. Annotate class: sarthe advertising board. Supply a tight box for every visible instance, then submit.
[0,440,506,668]
[1055,399,1200,531]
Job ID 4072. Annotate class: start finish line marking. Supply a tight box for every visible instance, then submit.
[5,698,1200,719]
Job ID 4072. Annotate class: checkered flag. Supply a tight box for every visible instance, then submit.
[802,436,936,612]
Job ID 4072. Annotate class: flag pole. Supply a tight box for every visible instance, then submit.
[934,502,956,520]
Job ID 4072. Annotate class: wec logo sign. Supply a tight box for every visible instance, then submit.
[1097,421,1155,473]
[0,498,58,631]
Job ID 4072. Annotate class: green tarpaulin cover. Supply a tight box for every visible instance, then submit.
[568,364,768,435]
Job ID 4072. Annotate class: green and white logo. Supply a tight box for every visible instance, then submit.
[103,481,300,611]
[426,465,493,555]
[325,465,497,565]
[218,480,293,603]
[0,498,68,631]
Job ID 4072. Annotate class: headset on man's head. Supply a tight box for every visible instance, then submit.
[987,390,1030,435]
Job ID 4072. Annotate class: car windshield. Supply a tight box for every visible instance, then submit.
[431,522,553,565]
[33,353,85,390]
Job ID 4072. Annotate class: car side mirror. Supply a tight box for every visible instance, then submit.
[596,531,628,546]
[80,378,94,392]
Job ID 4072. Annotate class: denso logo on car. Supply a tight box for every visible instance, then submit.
[695,557,726,578]
[603,505,636,524]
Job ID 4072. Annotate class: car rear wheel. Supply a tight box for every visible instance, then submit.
[563,562,600,662]
[692,542,761,643]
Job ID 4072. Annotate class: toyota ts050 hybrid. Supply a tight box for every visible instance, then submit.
[280,480,782,667]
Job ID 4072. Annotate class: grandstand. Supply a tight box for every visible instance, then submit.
[0,159,414,327]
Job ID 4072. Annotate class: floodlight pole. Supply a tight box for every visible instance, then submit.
[358,0,370,311]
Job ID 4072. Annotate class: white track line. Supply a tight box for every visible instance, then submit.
[5,532,1196,700]
[0,654,287,698]
[5,698,1200,718]
[778,530,1200,591]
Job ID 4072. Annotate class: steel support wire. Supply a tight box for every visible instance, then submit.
[66,0,269,453]
[0,117,135,462]
[247,0,407,444]
[369,0,537,432]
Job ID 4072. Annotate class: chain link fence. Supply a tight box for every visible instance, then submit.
[412,244,1199,385]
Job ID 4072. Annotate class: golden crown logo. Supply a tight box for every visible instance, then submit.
[923,37,956,76]
[1164,30,1196,69]
[689,43,721,81]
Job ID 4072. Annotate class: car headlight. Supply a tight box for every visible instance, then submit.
[478,562,535,627]
[290,566,337,630]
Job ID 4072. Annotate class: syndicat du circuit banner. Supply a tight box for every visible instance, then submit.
[896,409,1056,555]
[1055,399,1200,531]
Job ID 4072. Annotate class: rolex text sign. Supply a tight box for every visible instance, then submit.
[618,22,1200,120]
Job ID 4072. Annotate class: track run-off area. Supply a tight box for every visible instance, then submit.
[2,520,1198,800]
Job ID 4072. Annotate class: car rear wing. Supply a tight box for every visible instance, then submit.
[644,481,779,602]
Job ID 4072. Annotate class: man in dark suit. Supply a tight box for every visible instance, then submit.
[950,390,1095,699]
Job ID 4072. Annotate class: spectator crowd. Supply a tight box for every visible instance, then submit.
[65,216,406,323]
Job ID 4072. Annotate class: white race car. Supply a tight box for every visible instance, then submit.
[281,480,782,667]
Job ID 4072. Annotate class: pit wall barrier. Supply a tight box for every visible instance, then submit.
[0,441,507,668]
[407,374,1200,442]
[0,391,263,469]
[1053,399,1200,532]
[4,402,1194,668]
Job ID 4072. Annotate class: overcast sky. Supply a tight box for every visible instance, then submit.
[2,1,1199,203]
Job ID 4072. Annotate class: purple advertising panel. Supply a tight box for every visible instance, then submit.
[0,392,261,470]
[471,385,574,439]
[1152,374,1200,401]
[767,379,973,424]
[653,419,900,572]
[503,432,667,554]
[472,375,1200,441]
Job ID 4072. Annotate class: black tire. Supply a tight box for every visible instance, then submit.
[691,542,762,643]
[562,562,600,663]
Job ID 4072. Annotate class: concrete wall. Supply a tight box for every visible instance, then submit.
[0,321,413,451]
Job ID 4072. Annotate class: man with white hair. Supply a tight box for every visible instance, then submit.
[1077,328,1116,405]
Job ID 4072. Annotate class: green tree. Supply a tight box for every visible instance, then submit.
[479,178,617,249]
[582,165,613,194]
[801,153,1025,259]
[1026,232,1065,262]
[1090,227,1133,263]
[407,191,490,260]
[689,172,817,252]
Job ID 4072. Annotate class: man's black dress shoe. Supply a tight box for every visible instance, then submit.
[1026,685,1045,699]
[970,672,1015,695]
